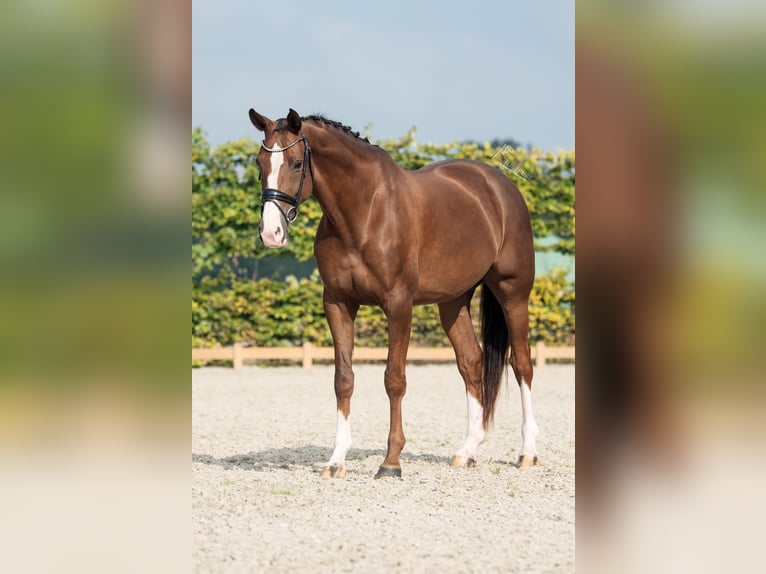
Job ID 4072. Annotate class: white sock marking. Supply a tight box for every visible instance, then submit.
[520,378,539,456]
[456,393,486,459]
[327,410,352,467]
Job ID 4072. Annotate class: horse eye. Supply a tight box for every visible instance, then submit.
[292,161,303,171]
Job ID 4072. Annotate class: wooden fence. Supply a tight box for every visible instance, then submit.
[192,341,574,370]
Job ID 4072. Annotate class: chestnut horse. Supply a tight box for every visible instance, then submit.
[249,108,539,479]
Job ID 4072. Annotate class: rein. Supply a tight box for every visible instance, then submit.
[260,132,314,227]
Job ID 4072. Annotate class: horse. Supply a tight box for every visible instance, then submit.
[249,108,539,479]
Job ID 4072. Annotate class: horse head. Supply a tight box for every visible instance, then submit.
[249,108,314,248]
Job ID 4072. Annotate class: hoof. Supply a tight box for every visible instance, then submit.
[374,466,402,479]
[320,464,347,479]
[449,455,477,468]
[516,455,540,468]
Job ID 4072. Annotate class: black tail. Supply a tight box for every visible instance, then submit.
[481,283,509,428]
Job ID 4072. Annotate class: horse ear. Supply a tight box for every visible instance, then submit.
[249,109,271,132]
[286,108,302,133]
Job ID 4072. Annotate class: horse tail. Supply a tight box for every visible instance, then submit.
[480,283,509,429]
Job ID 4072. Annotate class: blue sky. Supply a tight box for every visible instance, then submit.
[193,0,574,151]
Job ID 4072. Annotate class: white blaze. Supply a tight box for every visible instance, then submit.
[266,142,284,189]
[261,142,286,248]
[520,378,539,456]
[327,410,352,467]
[456,393,486,459]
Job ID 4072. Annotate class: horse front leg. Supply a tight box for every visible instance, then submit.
[321,291,358,479]
[375,296,413,479]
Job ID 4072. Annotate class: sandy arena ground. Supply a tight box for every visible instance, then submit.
[193,363,574,573]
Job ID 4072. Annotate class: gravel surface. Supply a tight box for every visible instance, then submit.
[193,364,574,573]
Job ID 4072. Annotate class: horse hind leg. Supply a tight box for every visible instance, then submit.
[438,292,485,468]
[499,279,539,468]
[495,279,540,468]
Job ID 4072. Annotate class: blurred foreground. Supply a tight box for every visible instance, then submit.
[0,1,189,573]
[577,1,766,572]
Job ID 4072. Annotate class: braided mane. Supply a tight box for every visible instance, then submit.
[302,114,371,144]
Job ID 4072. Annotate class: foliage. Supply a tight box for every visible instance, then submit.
[192,126,575,352]
[191,270,449,348]
[528,269,576,345]
[192,271,328,347]
[192,128,322,283]
[192,270,574,349]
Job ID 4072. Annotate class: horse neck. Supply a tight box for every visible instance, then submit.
[304,123,394,235]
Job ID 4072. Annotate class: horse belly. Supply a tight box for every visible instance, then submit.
[414,266,487,304]
[413,231,496,304]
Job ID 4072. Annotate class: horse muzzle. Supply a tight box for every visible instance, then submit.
[259,202,288,248]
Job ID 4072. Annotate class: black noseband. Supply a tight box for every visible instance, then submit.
[260,188,301,223]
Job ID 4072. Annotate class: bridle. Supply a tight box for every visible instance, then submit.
[259,132,314,228]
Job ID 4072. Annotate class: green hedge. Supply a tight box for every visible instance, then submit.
[192,269,574,349]
[192,126,575,352]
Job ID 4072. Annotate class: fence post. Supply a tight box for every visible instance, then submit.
[233,342,243,370]
[535,341,546,369]
[302,341,313,369]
